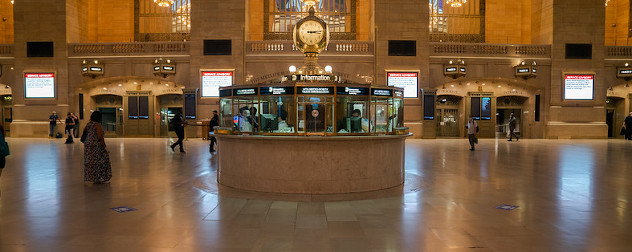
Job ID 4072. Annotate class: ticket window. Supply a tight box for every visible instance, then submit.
[371,97,394,133]
[232,97,261,133]
[297,96,334,135]
[336,96,370,134]
[219,97,232,128]
[259,96,296,134]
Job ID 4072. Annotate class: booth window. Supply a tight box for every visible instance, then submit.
[264,0,356,40]
[135,0,191,42]
[428,0,484,43]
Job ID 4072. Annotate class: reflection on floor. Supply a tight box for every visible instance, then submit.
[0,138,631,251]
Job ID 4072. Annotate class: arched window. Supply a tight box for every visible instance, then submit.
[135,0,191,42]
[429,0,484,43]
[264,0,356,40]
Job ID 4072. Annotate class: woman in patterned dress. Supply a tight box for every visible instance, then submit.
[83,111,112,183]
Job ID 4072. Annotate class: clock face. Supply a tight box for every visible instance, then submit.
[298,20,325,46]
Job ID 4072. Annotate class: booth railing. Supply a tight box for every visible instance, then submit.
[0,44,12,57]
[430,43,551,58]
[68,42,190,57]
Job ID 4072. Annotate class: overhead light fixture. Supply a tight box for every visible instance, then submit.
[515,60,537,79]
[154,58,176,78]
[605,0,611,6]
[446,0,467,8]
[443,59,466,79]
[154,0,174,7]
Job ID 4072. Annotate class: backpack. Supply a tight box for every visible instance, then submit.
[56,132,63,138]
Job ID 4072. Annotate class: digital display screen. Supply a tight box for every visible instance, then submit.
[371,88,392,97]
[387,72,418,98]
[481,97,491,120]
[423,94,435,120]
[564,74,594,100]
[297,86,334,95]
[201,71,233,97]
[471,97,481,120]
[336,87,369,96]
[260,87,294,95]
[25,73,55,98]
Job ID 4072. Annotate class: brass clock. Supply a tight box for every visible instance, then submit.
[293,7,329,54]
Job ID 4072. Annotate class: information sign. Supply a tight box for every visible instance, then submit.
[387,72,418,98]
[25,73,55,98]
[202,71,233,97]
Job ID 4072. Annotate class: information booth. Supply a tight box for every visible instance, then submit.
[218,84,405,136]
[215,82,410,195]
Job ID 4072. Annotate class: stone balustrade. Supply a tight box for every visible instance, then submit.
[431,43,551,57]
[606,46,632,58]
[68,42,189,57]
[0,44,13,57]
[246,40,374,55]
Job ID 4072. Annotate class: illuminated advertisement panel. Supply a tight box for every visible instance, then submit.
[25,73,55,98]
[387,72,418,98]
[201,71,233,97]
[564,74,594,100]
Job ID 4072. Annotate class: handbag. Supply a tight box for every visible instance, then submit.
[80,127,87,143]
[621,127,626,136]
[0,133,9,157]
[474,136,478,144]
[476,126,479,133]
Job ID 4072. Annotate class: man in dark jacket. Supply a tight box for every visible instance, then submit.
[625,112,632,140]
[170,111,186,153]
[209,110,219,152]
[507,112,519,141]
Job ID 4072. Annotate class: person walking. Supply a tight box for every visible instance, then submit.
[49,111,59,138]
[170,111,187,153]
[209,110,219,152]
[466,115,478,151]
[625,112,632,140]
[0,125,8,197]
[507,112,519,142]
[72,112,80,138]
[64,112,75,144]
[82,111,112,184]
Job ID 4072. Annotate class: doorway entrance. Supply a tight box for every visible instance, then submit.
[606,97,625,138]
[496,96,528,139]
[160,107,183,137]
[98,107,122,137]
[436,95,462,137]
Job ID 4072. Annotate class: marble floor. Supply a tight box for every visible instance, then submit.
[0,138,631,252]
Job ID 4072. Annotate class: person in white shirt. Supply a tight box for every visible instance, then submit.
[465,115,478,151]
[238,106,253,132]
[275,110,294,133]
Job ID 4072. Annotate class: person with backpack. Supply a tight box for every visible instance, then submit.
[170,111,187,153]
[65,112,75,144]
[507,112,519,142]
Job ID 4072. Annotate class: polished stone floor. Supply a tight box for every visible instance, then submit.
[0,138,631,251]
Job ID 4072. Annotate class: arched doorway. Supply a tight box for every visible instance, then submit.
[606,96,625,138]
[0,85,13,136]
[496,96,528,139]
[92,94,123,137]
[157,94,184,137]
[436,95,463,137]
[80,77,186,138]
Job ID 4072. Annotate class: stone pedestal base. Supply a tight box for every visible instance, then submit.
[216,134,409,194]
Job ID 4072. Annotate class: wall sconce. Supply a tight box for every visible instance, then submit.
[81,59,104,78]
[617,62,632,81]
[154,58,176,78]
[443,59,466,79]
[514,60,537,79]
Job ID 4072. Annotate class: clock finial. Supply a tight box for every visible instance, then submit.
[309,6,315,16]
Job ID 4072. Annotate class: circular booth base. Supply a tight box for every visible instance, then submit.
[216,134,409,194]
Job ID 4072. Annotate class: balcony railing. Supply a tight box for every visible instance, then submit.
[68,42,189,57]
[0,44,13,57]
[431,43,551,58]
[246,41,373,55]
[606,46,632,58]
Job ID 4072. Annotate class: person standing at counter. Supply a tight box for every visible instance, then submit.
[170,111,187,153]
[209,110,219,152]
[238,106,253,132]
[466,115,478,151]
